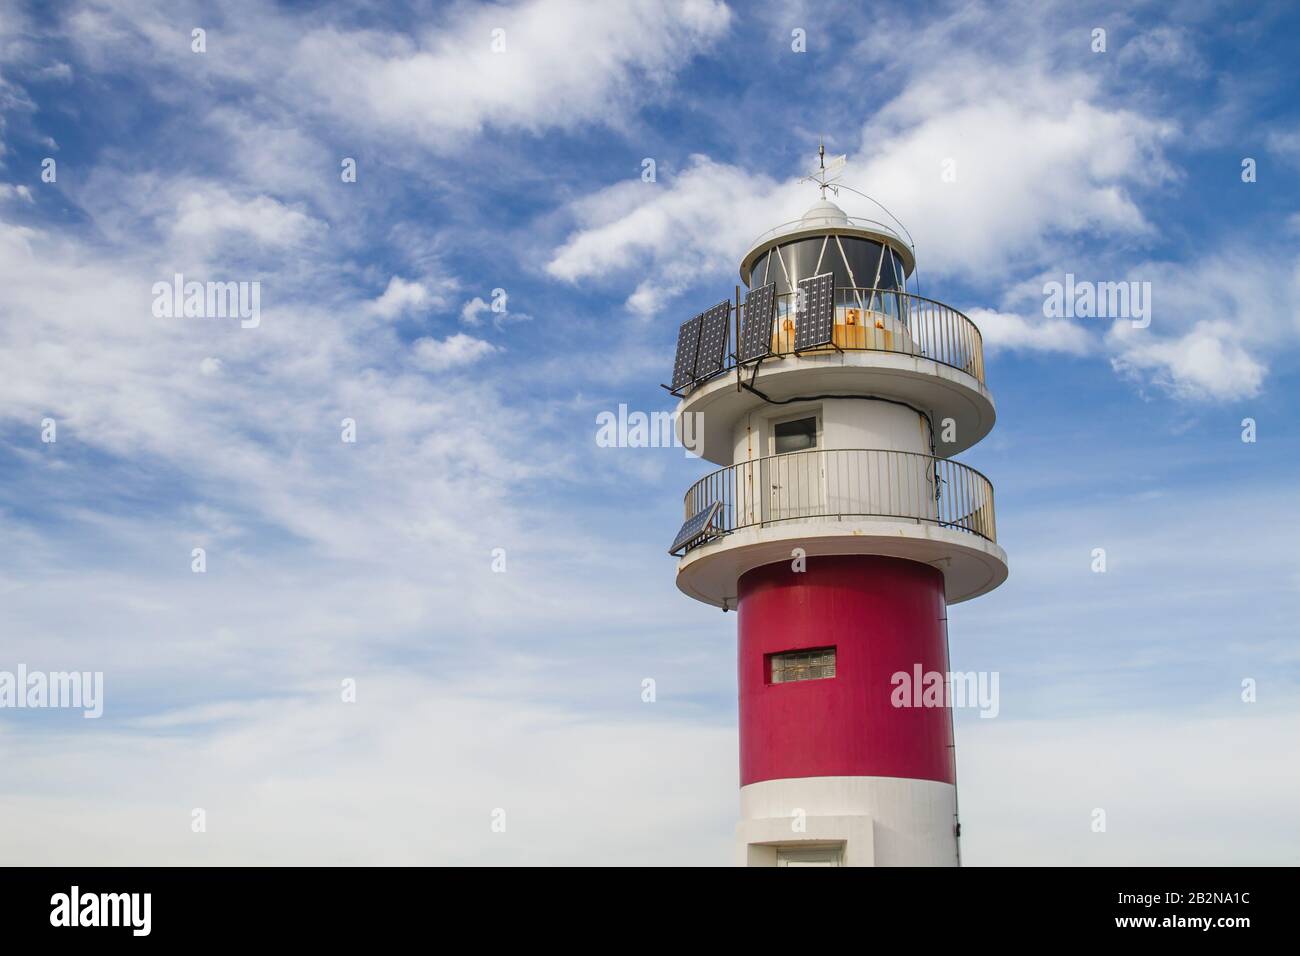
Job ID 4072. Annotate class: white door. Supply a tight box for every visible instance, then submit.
[764,414,824,521]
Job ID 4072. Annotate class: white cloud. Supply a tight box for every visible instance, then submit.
[460,296,490,326]
[288,0,731,144]
[34,61,74,82]
[171,186,323,250]
[845,68,1173,280]
[1108,320,1266,400]
[0,210,528,577]
[966,307,1092,356]
[461,294,533,328]
[63,172,328,267]
[1117,26,1208,79]
[546,154,789,294]
[368,276,434,319]
[983,245,1300,400]
[62,0,731,151]
[538,19,1299,405]
[411,332,499,371]
[545,63,1173,300]
[0,672,737,865]
[959,710,1300,865]
[202,106,338,206]
[1100,253,1298,400]
[626,279,674,317]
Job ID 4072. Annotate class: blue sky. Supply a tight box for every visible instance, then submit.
[0,0,1297,865]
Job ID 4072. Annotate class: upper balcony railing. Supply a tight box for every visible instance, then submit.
[713,286,985,386]
[674,448,996,556]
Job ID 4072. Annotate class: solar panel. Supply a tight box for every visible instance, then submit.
[693,300,731,381]
[738,283,777,363]
[794,272,836,351]
[670,314,703,391]
[668,501,722,556]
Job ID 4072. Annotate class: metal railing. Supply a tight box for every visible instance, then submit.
[727,286,985,385]
[681,448,996,552]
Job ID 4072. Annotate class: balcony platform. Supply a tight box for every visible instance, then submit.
[672,447,1006,607]
[676,517,1008,608]
[676,350,995,464]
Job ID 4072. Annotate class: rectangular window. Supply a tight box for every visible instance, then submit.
[776,846,844,867]
[773,415,817,454]
[768,647,836,684]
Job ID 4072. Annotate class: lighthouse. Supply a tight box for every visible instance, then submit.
[665,157,1007,866]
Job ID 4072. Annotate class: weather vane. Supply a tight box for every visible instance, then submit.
[802,140,847,199]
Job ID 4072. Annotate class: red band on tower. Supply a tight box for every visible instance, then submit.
[737,555,955,787]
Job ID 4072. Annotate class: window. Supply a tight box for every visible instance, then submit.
[769,647,836,684]
[779,237,827,291]
[773,416,817,454]
[838,236,888,291]
[776,846,843,867]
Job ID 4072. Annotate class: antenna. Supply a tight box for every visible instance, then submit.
[795,143,921,295]
[801,139,846,199]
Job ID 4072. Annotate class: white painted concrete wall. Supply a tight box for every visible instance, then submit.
[725,399,938,529]
[729,397,931,465]
[737,776,959,867]
[822,398,931,456]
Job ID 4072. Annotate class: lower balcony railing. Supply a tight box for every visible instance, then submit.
[673,448,996,556]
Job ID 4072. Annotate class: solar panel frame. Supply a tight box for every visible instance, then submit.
[737,283,777,364]
[670,314,703,391]
[794,272,836,352]
[693,300,732,382]
[668,501,722,556]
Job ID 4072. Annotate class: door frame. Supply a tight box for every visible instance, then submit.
[763,407,825,523]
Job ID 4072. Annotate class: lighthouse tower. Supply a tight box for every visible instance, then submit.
[665,164,1007,866]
